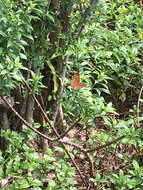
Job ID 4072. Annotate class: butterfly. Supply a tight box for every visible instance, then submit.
[71,73,86,90]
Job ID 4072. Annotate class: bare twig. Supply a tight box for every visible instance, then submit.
[86,135,125,153]
[2,96,54,142]
[137,85,143,127]
[24,82,52,126]
[61,135,125,153]
[54,117,81,141]
[87,183,91,190]
[61,138,85,151]
[86,152,95,180]
[52,56,69,123]
[123,75,134,94]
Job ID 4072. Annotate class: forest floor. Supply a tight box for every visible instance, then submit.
[69,91,141,189]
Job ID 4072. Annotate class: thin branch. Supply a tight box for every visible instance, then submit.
[2,96,54,142]
[86,152,95,179]
[52,57,69,123]
[86,135,125,153]
[60,143,89,187]
[61,138,85,152]
[24,82,52,127]
[137,85,143,127]
[54,117,81,141]
[87,183,91,190]
[123,75,134,94]
[61,135,125,153]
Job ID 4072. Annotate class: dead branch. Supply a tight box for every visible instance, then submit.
[86,135,125,153]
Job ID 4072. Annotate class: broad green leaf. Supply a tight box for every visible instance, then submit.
[46,60,58,94]
[47,13,55,23]
[17,179,30,188]
[20,53,27,60]
[0,30,7,37]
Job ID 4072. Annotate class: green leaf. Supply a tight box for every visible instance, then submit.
[20,53,27,60]
[17,179,30,189]
[133,160,139,170]
[47,13,55,23]
[30,179,43,186]
[46,180,56,190]
[0,30,7,37]
[46,60,58,94]
[22,33,34,41]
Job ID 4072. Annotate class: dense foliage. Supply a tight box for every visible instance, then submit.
[0,0,143,189]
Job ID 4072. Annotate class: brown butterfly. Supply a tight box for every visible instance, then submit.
[71,73,86,90]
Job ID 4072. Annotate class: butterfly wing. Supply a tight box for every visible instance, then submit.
[71,73,86,90]
[76,84,86,89]
[71,73,80,90]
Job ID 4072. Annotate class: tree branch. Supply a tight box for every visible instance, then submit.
[2,96,54,141]
[86,135,125,153]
